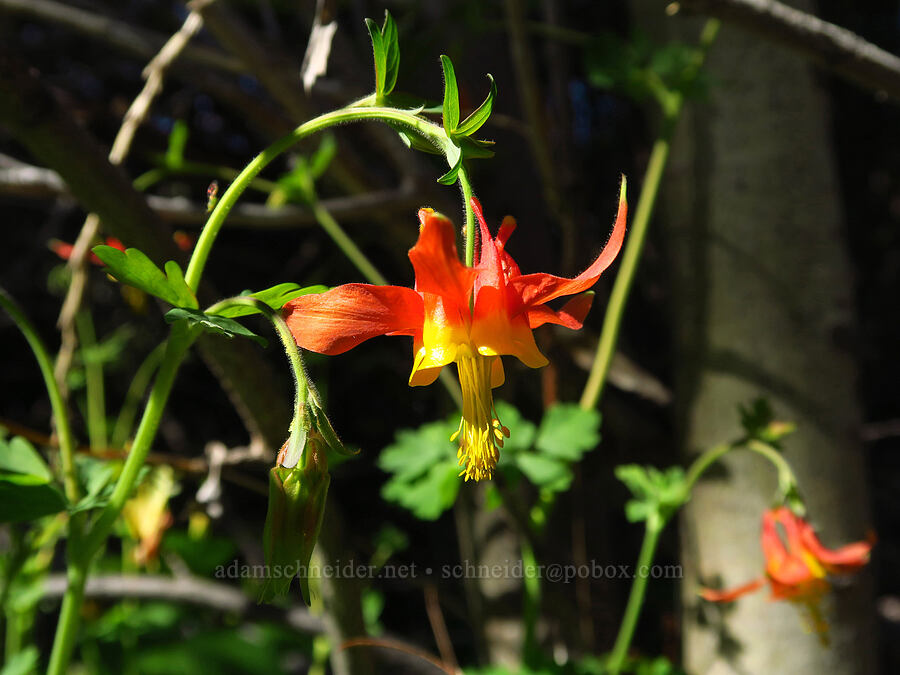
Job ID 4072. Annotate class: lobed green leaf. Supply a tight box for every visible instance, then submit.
[165,308,267,346]
[94,246,198,309]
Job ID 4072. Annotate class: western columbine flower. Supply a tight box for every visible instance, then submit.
[701,507,872,637]
[283,182,627,481]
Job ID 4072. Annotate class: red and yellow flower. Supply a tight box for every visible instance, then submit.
[283,183,627,481]
[701,507,872,636]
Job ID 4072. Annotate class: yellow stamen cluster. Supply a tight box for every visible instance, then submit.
[451,349,510,481]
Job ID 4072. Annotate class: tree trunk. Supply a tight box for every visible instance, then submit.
[634,3,875,672]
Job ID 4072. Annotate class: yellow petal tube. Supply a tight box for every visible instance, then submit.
[451,345,510,481]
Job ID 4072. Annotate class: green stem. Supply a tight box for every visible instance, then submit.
[579,19,720,411]
[607,515,663,675]
[110,343,166,449]
[682,438,800,502]
[46,563,87,675]
[75,310,107,451]
[184,106,450,293]
[310,201,388,285]
[79,321,196,558]
[458,167,476,267]
[520,537,541,665]
[579,125,673,410]
[0,289,79,502]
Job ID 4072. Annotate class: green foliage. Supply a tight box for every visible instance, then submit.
[435,54,497,185]
[366,11,400,104]
[440,55,461,135]
[0,435,67,522]
[379,402,603,519]
[164,308,267,347]
[0,647,39,675]
[69,454,121,514]
[615,464,687,525]
[584,31,708,111]
[268,135,337,206]
[212,284,328,319]
[93,246,198,309]
[378,417,461,520]
[0,435,52,480]
[738,397,795,447]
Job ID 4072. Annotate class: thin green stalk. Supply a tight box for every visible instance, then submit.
[0,289,79,502]
[184,106,450,293]
[75,310,107,450]
[579,19,720,411]
[310,201,388,285]
[607,515,663,675]
[45,563,87,675]
[682,438,799,501]
[79,321,196,558]
[579,128,673,411]
[458,167,476,267]
[110,343,166,449]
[520,538,541,664]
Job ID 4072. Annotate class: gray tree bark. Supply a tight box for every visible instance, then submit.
[634,2,874,673]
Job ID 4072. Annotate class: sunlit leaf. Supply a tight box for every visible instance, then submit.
[94,246,198,309]
[440,55,460,134]
[455,74,497,138]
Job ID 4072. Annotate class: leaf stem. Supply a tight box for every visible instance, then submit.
[457,166,476,267]
[0,289,79,502]
[75,310,107,451]
[184,106,449,293]
[579,19,720,411]
[310,200,388,286]
[607,515,663,675]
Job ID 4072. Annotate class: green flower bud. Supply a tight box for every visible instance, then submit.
[260,437,330,605]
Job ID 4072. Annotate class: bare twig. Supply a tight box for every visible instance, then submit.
[424,584,459,673]
[0,0,241,75]
[42,573,325,634]
[0,160,418,227]
[678,0,900,101]
[52,6,208,397]
[340,637,460,675]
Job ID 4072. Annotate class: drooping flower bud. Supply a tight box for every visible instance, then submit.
[261,435,330,605]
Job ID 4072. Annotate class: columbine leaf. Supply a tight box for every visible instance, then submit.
[366,17,386,99]
[454,74,497,138]
[382,11,400,96]
[0,474,67,523]
[214,284,328,318]
[94,246,198,309]
[378,417,461,520]
[165,308,267,346]
[440,55,460,134]
[534,403,601,462]
[381,462,460,521]
[0,436,52,482]
[513,454,572,493]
